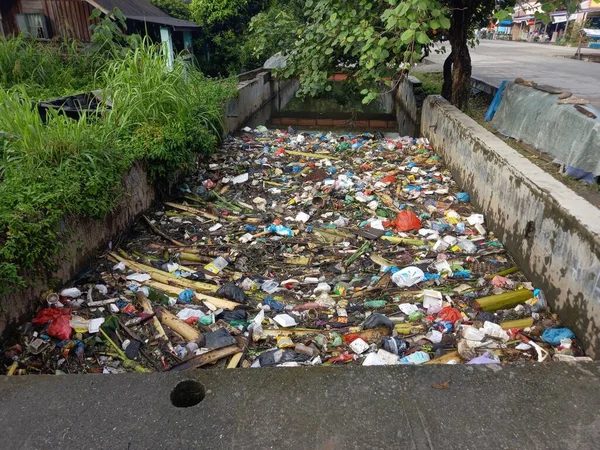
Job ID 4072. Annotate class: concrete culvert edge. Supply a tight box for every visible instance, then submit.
[170,380,206,408]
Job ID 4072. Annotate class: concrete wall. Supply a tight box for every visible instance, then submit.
[491,82,600,177]
[225,71,298,134]
[0,70,287,336]
[395,75,425,136]
[421,95,600,358]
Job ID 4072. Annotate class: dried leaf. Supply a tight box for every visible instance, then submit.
[431,379,451,390]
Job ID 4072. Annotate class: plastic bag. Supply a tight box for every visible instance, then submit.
[362,313,393,331]
[32,308,72,325]
[48,314,72,340]
[381,336,409,356]
[216,282,247,303]
[203,328,237,350]
[216,308,248,323]
[387,210,422,232]
[438,306,462,323]
[541,328,576,345]
[392,267,425,287]
[178,289,194,303]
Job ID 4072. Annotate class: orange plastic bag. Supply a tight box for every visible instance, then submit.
[387,211,422,232]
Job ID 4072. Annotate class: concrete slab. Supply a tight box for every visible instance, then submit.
[2,363,600,449]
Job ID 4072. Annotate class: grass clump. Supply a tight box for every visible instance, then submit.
[414,72,443,96]
[0,40,236,295]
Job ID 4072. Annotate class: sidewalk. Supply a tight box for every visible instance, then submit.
[2,362,600,449]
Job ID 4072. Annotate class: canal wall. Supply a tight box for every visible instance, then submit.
[421,95,600,358]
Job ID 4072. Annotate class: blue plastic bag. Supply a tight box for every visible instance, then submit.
[541,328,575,345]
[178,288,195,303]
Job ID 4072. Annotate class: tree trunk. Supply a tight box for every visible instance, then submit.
[441,52,453,100]
[448,3,473,111]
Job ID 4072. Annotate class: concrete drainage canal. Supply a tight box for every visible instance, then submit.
[1,83,595,379]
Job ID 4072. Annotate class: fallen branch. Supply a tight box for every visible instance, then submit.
[156,308,202,342]
[144,279,242,310]
[168,345,241,371]
[109,252,218,292]
[136,291,174,352]
[143,215,186,247]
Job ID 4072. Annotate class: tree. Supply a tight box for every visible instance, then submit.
[190,0,272,76]
[255,0,580,110]
[149,0,191,21]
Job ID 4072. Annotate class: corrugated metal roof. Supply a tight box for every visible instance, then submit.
[89,0,200,29]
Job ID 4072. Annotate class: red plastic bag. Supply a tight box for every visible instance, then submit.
[387,211,422,232]
[47,314,72,340]
[32,308,72,325]
[343,333,362,345]
[438,306,462,323]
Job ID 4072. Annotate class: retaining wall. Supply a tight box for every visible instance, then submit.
[421,95,600,358]
[395,75,425,136]
[0,70,288,336]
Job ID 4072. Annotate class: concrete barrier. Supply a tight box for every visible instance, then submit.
[395,75,425,136]
[0,70,293,337]
[225,72,298,134]
[421,95,600,358]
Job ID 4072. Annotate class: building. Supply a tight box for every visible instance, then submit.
[0,0,199,55]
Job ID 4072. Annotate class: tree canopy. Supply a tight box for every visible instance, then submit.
[248,0,581,109]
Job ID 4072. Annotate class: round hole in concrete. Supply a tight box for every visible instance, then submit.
[171,380,205,408]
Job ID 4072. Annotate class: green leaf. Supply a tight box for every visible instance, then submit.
[400,29,415,43]
[430,19,440,30]
[325,47,333,55]
[416,32,430,44]
[439,16,450,29]
[330,12,337,23]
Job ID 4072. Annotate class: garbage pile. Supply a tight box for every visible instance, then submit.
[2,127,589,375]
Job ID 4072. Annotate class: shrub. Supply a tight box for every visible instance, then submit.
[0,41,235,295]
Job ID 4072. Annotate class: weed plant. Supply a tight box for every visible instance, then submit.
[0,39,236,295]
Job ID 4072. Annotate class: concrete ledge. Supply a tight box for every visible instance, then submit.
[421,95,600,358]
[2,362,600,449]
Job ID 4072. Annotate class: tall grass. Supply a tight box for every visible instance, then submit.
[0,40,236,294]
[0,34,97,99]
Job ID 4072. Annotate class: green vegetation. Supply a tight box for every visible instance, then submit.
[0,35,235,296]
[149,0,191,20]
[0,35,95,99]
[414,72,443,96]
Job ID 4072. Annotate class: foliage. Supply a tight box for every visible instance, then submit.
[263,0,581,110]
[278,0,449,103]
[88,8,131,53]
[190,0,272,76]
[246,3,303,62]
[0,38,235,296]
[149,0,191,20]
[0,34,95,99]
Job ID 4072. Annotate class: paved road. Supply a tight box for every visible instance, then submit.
[417,40,600,105]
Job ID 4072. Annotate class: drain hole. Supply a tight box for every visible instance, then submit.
[171,380,205,408]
